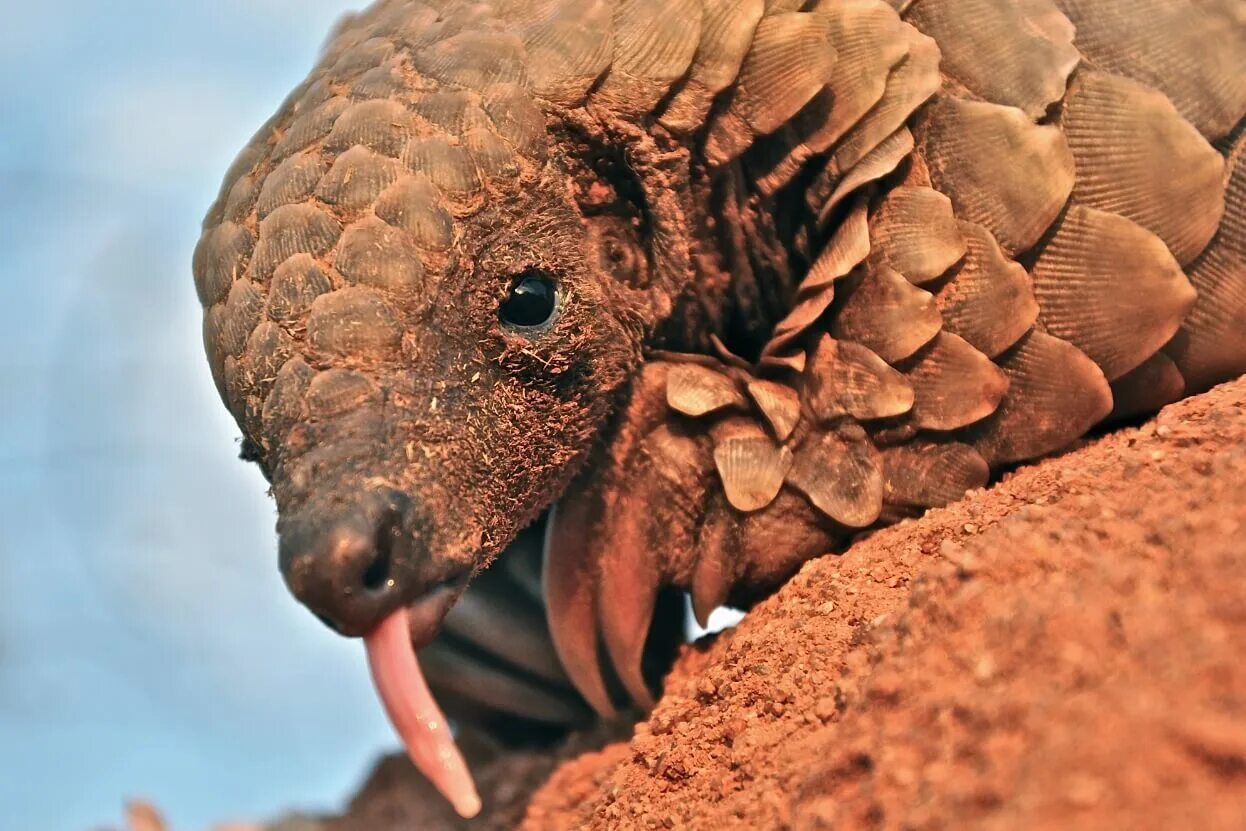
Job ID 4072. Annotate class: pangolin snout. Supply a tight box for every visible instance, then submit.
[278,487,468,639]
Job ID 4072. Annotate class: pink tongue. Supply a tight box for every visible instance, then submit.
[364,609,482,818]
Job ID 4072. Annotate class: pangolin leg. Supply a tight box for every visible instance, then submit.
[439,536,571,690]
[498,521,547,605]
[595,499,662,710]
[419,637,594,727]
[689,493,738,629]
[420,518,594,731]
[544,361,719,712]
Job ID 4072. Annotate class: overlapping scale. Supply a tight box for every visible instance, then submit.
[462,127,521,180]
[706,11,837,165]
[831,263,942,363]
[963,331,1113,465]
[481,84,549,160]
[766,0,907,182]
[711,418,792,512]
[592,0,704,115]
[902,332,1009,431]
[1166,128,1246,391]
[335,216,427,295]
[411,29,529,93]
[666,362,747,416]
[260,358,312,440]
[825,24,939,178]
[208,279,264,363]
[249,204,342,281]
[323,99,418,157]
[315,145,405,212]
[819,127,915,221]
[905,0,1078,118]
[659,0,766,133]
[933,221,1038,358]
[519,0,615,106]
[814,2,908,137]
[273,98,351,161]
[350,61,408,101]
[735,11,836,133]
[1054,0,1246,141]
[305,286,404,361]
[374,175,456,251]
[192,222,254,307]
[411,90,493,136]
[786,426,884,528]
[266,255,331,323]
[763,199,870,361]
[746,379,801,441]
[868,186,967,285]
[1062,69,1226,265]
[304,368,382,419]
[879,442,989,510]
[1032,205,1196,381]
[257,154,330,218]
[804,335,915,422]
[914,96,1074,256]
[401,136,485,212]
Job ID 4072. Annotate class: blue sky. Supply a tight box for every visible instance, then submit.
[0,3,427,829]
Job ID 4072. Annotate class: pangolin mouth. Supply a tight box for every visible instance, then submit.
[279,483,483,815]
[364,600,482,819]
[403,573,470,650]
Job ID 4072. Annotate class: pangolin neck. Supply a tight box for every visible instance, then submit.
[660,158,818,361]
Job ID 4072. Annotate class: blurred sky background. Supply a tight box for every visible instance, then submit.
[0,3,427,829]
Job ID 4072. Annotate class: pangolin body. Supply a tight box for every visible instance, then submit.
[196,0,1246,812]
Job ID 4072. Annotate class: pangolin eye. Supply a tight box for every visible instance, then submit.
[499,269,557,329]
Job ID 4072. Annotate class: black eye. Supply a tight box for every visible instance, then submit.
[499,270,558,329]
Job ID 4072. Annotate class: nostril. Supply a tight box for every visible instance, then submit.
[279,488,441,636]
[361,510,400,591]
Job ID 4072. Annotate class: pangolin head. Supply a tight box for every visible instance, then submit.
[194,8,694,642]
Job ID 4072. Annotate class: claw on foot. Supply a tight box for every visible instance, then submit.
[597,525,660,710]
[690,497,737,628]
[543,499,619,719]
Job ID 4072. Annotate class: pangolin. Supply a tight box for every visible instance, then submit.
[194,0,1246,815]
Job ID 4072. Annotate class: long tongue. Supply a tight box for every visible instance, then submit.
[364,609,482,818]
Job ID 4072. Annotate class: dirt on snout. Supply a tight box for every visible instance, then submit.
[309,376,1246,831]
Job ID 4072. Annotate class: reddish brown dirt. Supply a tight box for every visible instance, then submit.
[295,376,1246,831]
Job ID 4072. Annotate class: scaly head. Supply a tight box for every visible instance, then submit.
[195,12,697,645]
[244,165,663,643]
[194,4,712,812]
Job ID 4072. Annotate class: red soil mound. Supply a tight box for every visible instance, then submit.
[310,376,1246,831]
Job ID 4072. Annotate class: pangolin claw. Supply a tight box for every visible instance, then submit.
[543,500,618,719]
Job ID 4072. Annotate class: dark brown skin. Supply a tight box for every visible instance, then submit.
[197,0,1246,749]
[268,169,659,639]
